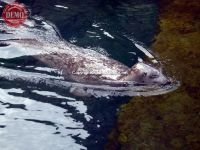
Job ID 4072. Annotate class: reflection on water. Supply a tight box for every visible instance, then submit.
[0,0,160,149]
[0,83,129,150]
[0,88,89,150]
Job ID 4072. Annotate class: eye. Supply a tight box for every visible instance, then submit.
[142,72,147,77]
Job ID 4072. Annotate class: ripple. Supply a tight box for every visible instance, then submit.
[0,88,89,150]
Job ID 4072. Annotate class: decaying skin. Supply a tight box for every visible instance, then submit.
[0,39,169,86]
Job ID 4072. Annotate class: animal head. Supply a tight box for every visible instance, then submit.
[130,63,170,85]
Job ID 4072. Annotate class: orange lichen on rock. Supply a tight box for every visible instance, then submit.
[107,0,200,149]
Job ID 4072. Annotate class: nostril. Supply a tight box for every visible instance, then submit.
[149,74,159,79]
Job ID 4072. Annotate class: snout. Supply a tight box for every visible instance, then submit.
[129,63,172,86]
[155,76,172,86]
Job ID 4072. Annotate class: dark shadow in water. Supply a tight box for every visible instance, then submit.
[20,0,158,67]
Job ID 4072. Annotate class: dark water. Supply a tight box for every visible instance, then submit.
[0,0,158,149]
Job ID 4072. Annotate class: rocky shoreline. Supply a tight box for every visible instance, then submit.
[107,0,200,149]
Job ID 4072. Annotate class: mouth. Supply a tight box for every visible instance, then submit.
[160,80,172,86]
[0,42,10,47]
[158,77,174,87]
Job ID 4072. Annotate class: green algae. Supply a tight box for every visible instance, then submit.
[107,0,200,149]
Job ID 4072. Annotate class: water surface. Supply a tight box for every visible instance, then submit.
[0,0,159,149]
